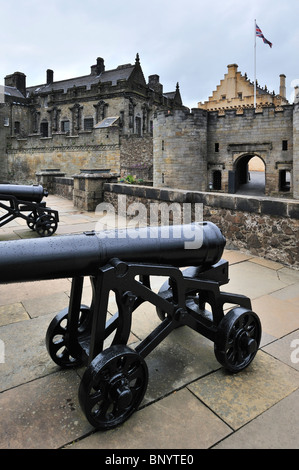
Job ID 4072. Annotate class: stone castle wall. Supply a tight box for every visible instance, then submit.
[207,105,293,195]
[103,183,299,269]
[153,105,296,198]
[6,126,121,183]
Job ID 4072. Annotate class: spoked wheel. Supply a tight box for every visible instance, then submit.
[26,212,37,231]
[79,345,148,430]
[35,214,58,237]
[46,306,91,368]
[214,307,262,373]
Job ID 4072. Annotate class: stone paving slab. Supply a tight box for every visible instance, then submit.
[66,388,231,450]
[262,329,299,371]
[0,278,71,307]
[225,262,293,300]
[0,313,59,392]
[188,351,299,430]
[214,388,299,449]
[270,283,299,307]
[0,370,92,449]
[0,302,29,326]
[22,291,70,318]
[139,327,220,405]
[252,295,299,338]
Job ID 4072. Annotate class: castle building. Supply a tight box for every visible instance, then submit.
[153,64,299,199]
[197,63,289,110]
[2,59,299,200]
[0,54,183,183]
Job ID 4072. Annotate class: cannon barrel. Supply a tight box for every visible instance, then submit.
[0,184,48,203]
[0,222,225,284]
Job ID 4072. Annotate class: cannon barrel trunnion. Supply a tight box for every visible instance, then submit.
[0,183,59,236]
[0,222,262,430]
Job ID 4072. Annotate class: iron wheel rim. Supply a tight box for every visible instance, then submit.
[79,345,148,430]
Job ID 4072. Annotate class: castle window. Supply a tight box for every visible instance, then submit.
[279,170,290,191]
[221,95,226,100]
[4,117,9,127]
[84,118,94,131]
[14,121,20,134]
[215,143,219,152]
[238,92,243,100]
[135,116,142,136]
[282,140,288,151]
[162,140,165,150]
[40,121,48,137]
[61,120,70,133]
[213,170,222,190]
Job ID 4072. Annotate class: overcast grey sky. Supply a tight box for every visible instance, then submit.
[1,0,298,109]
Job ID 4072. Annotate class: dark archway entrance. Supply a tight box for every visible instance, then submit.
[229,154,265,195]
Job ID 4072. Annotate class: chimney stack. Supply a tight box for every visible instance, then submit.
[148,75,163,94]
[91,57,105,75]
[4,72,26,97]
[279,74,286,99]
[47,69,54,84]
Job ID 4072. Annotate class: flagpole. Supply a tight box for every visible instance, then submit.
[254,19,256,108]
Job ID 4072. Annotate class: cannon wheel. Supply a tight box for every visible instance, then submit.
[26,211,38,230]
[214,307,262,373]
[46,306,91,368]
[35,214,58,237]
[79,345,148,430]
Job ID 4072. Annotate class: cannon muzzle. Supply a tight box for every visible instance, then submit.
[0,222,225,284]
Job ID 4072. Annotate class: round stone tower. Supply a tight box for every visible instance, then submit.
[153,108,208,191]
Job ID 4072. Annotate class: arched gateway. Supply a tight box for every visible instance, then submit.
[229,153,266,195]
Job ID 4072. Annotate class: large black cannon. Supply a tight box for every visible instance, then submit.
[0,184,59,236]
[0,222,262,430]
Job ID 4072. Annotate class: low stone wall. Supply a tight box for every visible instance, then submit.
[54,177,74,200]
[103,183,299,269]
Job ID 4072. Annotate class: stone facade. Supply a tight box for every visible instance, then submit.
[198,64,288,111]
[153,92,298,199]
[1,55,183,183]
[153,64,298,199]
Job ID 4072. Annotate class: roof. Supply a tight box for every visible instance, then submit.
[26,64,135,95]
[4,85,25,99]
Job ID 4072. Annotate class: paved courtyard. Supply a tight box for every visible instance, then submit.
[0,195,299,449]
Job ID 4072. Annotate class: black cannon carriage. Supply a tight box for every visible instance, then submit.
[0,183,59,236]
[0,222,262,430]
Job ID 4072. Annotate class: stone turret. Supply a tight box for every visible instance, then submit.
[153,108,208,191]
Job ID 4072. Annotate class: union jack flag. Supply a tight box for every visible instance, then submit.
[256,23,272,48]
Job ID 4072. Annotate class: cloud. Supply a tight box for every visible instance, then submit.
[1,0,298,107]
